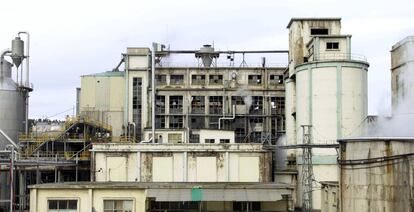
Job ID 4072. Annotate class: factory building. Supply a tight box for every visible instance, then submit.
[285,18,369,210]
[78,46,286,144]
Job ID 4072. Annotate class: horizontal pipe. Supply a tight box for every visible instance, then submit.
[159,50,289,54]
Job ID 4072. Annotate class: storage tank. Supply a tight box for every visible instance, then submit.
[338,137,414,212]
[0,59,26,149]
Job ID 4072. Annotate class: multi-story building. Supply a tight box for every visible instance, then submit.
[78,45,286,144]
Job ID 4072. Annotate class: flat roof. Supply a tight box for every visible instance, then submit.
[338,136,414,143]
[287,17,341,28]
[29,182,294,190]
[81,71,124,77]
[391,36,414,51]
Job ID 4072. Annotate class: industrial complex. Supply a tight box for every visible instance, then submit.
[0,18,413,212]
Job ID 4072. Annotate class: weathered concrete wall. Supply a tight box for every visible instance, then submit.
[93,143,272,183]
[30,188,146,212]
[339,138,414,212]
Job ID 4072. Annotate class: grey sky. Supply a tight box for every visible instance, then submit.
[0,0,413,119]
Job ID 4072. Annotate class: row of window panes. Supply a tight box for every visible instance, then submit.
[48,200,132,212]
[155,74,284,86]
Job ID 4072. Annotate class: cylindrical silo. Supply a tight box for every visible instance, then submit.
[338,137,414,212]
[0,60,26,149]
[295,59,369,209]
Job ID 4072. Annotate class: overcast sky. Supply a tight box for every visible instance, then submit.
[1,0,413,120]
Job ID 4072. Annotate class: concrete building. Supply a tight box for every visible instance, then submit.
[78,46,286,144]
[338,137,414,212]
[391,36,414,110]
[285,18,369,210]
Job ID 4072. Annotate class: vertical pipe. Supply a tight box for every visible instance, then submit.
[151,43,157,143]
[10,147,14,212]
[18,32,30,136]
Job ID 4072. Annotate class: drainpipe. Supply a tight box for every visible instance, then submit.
[151,43,157,143]
[218,105,236,129]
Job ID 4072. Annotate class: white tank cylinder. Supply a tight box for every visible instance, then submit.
[0,60,26,149]
[295,60,368,146]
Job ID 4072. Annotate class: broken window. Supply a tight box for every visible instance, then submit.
[169,96,183,114]
[326,42,339,50]
[189,132,200,143]
[270,75,284,85]
[248,75,262,85]
[209,96,223,114]
[190,116,205,129]
[191,96,205,114]
[250,96,263,114]
[277,116,286,132]
[209,116,219,129]
[311,28,329,35]
[209,74,223,85]
[156,95,165,114]
[220,139,230,144]
[192,75,206,85]
[155,115,165,128]
[271,97,285,115]
[170,74,184,85]
[205,139,215,144]
[231,96,245,105]
[169,116,183,128]
[155,74,167,85]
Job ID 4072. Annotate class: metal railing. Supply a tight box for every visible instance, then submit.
[65,116,112,131]
[312,53,367,62]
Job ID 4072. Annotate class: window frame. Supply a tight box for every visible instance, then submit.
[47,198,79,212]
[326,42,340,50]
[103,198,135,212]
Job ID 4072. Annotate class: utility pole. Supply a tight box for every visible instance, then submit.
[301,125,314,212]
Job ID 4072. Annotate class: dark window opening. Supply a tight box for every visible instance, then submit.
[326,42,340,50]
[155,74,167,85]
[192,75,206,85]
[205,139,215,144]
[169,96,183,114]
[270,75,284,84]
[311,28,329,35]
[155,95,165,114]
[169,116,183,128]
[232,96,245,105]
[170,74,184,85]
[191,96,205,114]
[220,139,230,144]
[248,75,262,85]
[209,74,223,85]
[209,96,223,114]
[250,96,263,114]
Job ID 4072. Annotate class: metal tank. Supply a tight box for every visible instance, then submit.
[0,59,25,149]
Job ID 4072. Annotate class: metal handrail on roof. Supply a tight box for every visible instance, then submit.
[312,53,367,62]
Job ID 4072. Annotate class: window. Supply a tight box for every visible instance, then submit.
[103,200,133,212]
[168,133,182,143]
[205,139,215,143]
[190,116,205,129]
[250,96,263,114]
[209,96,223,114]
[155,95,165,114]
[155,75,167,85]
[169,116,183,128]
[310,28,329,35]
[191,96,205,114]
[270,75,284,84]
[232,96,245,105]
[248,75,262,85]
[169,96,183,114]
[155,115,165,128]
[209,75,223,85]
[192,75,206,85]
[220,139,230,144]
[48,200,77,212]
[170,74,184,85]
[271,97,285,114]
[326,42,339,50]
